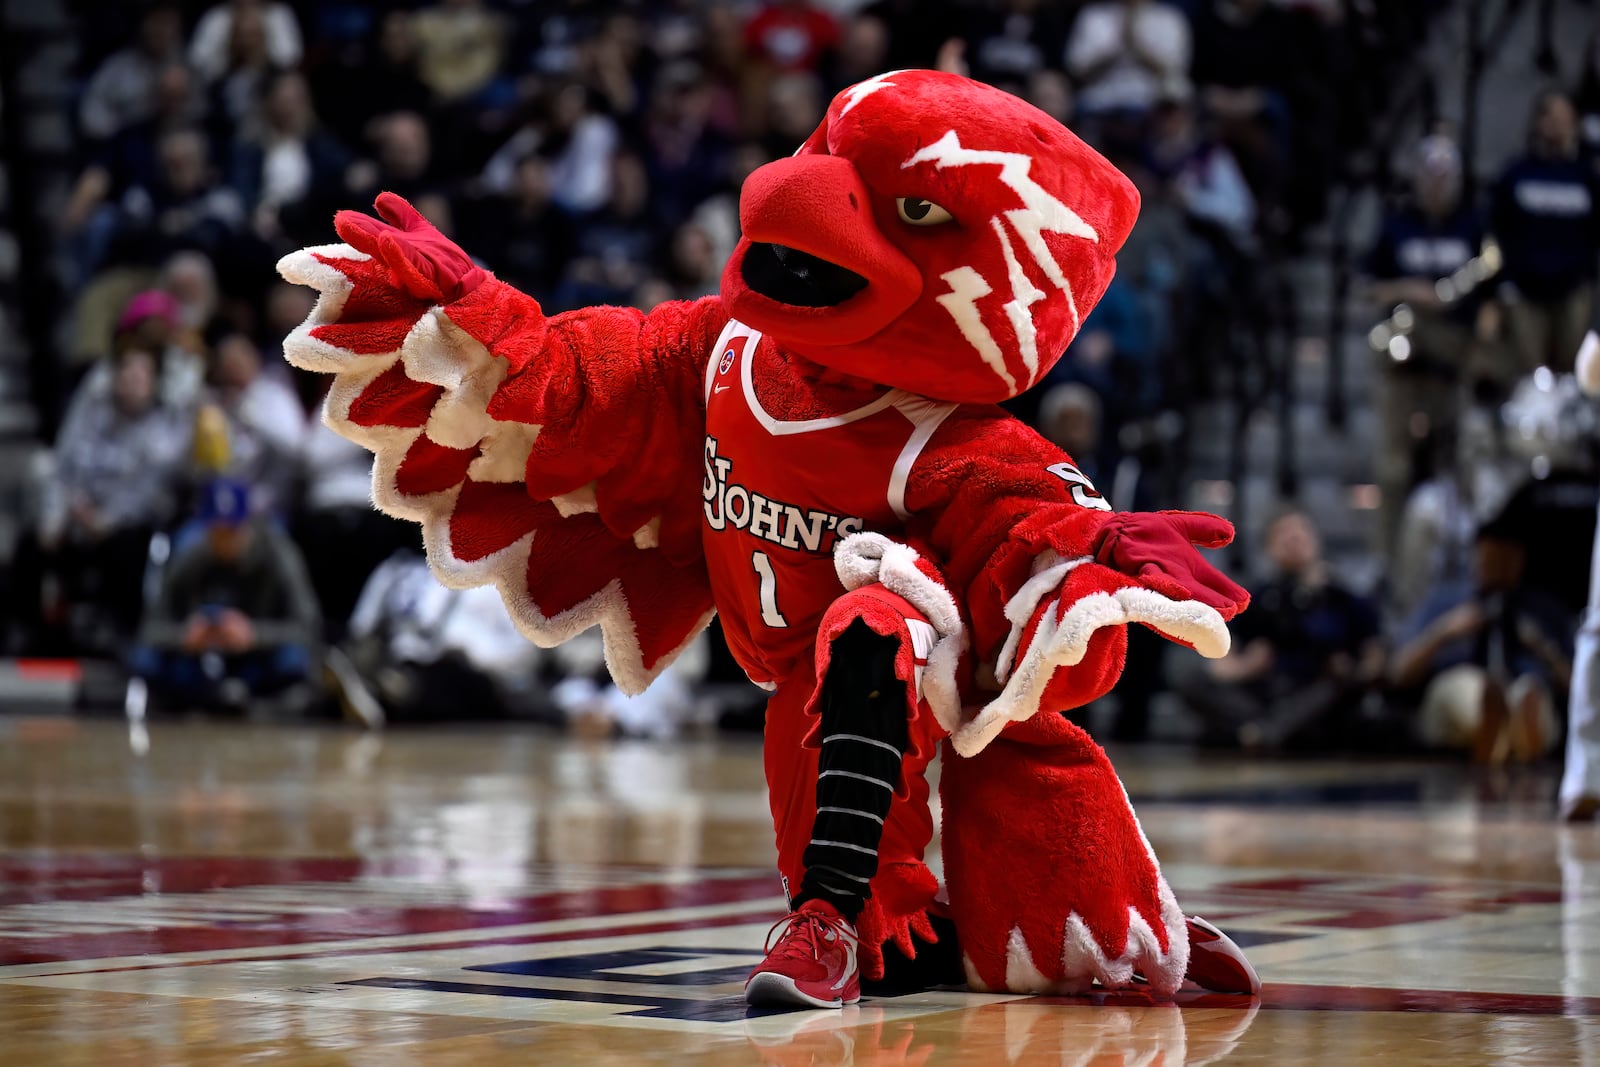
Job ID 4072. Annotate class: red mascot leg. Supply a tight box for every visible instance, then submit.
[939,683,1191,996]
[762,583,946,981]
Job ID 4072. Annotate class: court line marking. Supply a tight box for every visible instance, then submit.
[0,896,788,981]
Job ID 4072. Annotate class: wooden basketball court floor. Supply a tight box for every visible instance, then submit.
[2,716,1597,1065]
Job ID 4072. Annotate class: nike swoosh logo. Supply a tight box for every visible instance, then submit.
[713,384,732,394]
[830,932,857,991]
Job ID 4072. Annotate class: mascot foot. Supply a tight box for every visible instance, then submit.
[746,900,862,1010]
[1168,915,1260,995]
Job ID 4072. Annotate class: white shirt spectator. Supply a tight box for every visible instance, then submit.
[481,114,620,214]
[349,552,540,679]
[301,421,377,513]
[1065,1,1191,115]
[80,49,167,141]
[1175,143,1256,238]
[188,1,302,83]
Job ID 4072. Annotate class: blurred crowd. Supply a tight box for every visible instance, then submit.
[16,0,1600,768]
[1188,51,1600,775]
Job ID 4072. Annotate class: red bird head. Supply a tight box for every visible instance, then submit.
[721,70,1140,404]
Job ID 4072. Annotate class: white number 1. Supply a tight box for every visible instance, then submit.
[752,551,788,628]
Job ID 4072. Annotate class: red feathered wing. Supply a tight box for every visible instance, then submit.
[278,243,726,692]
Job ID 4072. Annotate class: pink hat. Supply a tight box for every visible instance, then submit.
[116,290,181,333]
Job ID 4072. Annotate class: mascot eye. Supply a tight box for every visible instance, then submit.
[896,197,954,226]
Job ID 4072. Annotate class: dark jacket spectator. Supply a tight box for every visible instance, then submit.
[458,154,577,303]
[1177,506,1385,751]
[135,481,320,709]
[1390,515,1572,762]
[78,3,187,143]
[310,10,434,148]
[1492,97,1600,302]
[109,127,245,268]
[227,70,352,244]
[1491,91,1600,374]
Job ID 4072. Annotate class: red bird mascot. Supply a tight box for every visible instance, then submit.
[280,71,1259,1010]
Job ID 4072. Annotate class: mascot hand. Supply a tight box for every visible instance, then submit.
[856,861,940,981]
[334,192,490,304]
[952,561,1229,756]
[941,716,1189,996]
[1094,511,1248,620]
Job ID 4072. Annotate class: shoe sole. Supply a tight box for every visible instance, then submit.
[1562,795,1600,823]
[744,971,859,1009]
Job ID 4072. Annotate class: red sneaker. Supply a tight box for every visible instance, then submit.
[745,899,862,1009]
[1184,914,1261,995]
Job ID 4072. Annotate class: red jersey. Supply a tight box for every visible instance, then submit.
[701,319,956,686]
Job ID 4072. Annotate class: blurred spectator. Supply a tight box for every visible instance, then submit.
[324,546,545,727]
[642,64,733,230]
[1177,505,1385,751]
[160,250,222,342]
[135,479,320,711]
[481,82,619,214]
[962,0,1071,91]
[1577,33,1600,158]
[553,633,713,740]
[202,330,306,512]
[856,0,956,72]
[743,0,840,74]
[1043,274,1162,427]
[1148,93,1256,245]
[63,290,204,437]
[107,127,245,269]
[1037,383,1108,486]
[580,13,649,118]
[412,0,509,104]
[1364,134,1487,552]
[1490,91,1600,376]
[260,281,323,409]
[61,64,207,288]
[188,0,301,84]
[78,2,187,143]
[346,111,444,212]
[1390,513,1572,763]
[663,222,722,302]
[294,421,417,639]
[197,1,294,140]
[20,342,189,647]
[833,14,891,88]
[555,152,656,310]
[1390,428,1479,624]
[1190,0,1333,235]
[763,72,825,158]
[461,153,576,301]
[1065,0,1191,140]
[1025,68,1075,128]
[228,70,353,244]
[311,11,433,148]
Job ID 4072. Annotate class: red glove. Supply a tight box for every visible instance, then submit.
[1094,510,1249,620]
[334,192,490,304]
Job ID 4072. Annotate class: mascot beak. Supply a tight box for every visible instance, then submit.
[723,154,923,346]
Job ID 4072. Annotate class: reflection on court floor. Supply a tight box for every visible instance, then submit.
[1,718,1597,1065]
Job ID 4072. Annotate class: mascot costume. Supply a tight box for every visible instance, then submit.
[279,71,1260,1010]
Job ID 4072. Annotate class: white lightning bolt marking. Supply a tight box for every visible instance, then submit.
[936,265,1015,392]
[903,130,1100,389]
[838,70,905,116]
